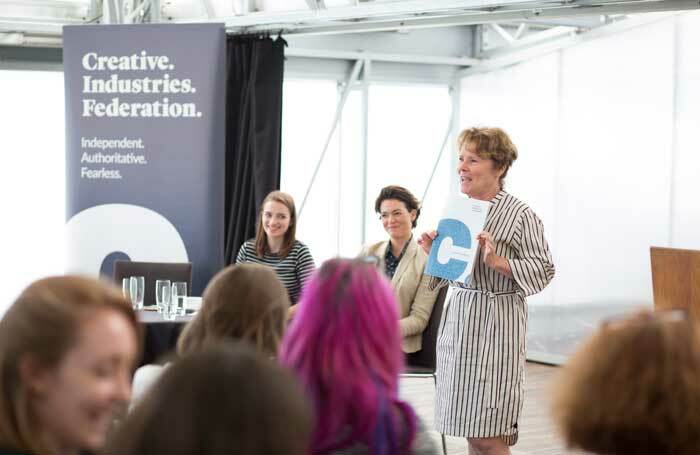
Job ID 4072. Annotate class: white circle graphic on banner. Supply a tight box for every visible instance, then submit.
[65,203,189,276]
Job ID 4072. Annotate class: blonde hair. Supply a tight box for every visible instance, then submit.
[551,310,700,455]
[457,127,518,187]
[177,264,289,357]
[0,276,140,455]
[254,191,298,258]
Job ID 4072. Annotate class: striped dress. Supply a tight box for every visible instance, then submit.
[433,190,555,444]
[235,239,316,304]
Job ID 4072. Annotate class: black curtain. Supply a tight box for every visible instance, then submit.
[224,35,286,264]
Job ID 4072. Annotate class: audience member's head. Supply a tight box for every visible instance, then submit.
[0,276,140,455]
[374,185,421,229]
[177,263,289,357]
[255,190,298,257]
[108,342,311,455]
[280,258,417,454]
[551,310,700,455]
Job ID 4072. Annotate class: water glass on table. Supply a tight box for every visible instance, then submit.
[163,282,187,321]
[172,282,188,317]
[155,280,171,313]
[129,276,145,310]
[122,278,131,301]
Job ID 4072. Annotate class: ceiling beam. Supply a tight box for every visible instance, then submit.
[286,47,480,66]
[458,11,677,77]
[217,0,699,36]
[479,24,577,58]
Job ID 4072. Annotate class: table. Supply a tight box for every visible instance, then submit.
[138,308,194,366]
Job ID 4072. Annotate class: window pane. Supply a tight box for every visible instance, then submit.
[0,70,65,315]
[281,79,340,265]
[365,84,452,244]
[459,19,675,363]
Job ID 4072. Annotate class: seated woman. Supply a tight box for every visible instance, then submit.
[359,185,439,353]
[236,190,315,316]
[131,263,289,405]
[280,258,439,455]
[551,310,700,455]
[0,276,140,455]
[107,343,311,455]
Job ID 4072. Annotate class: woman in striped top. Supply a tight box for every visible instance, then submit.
[419,127,555,455]
[236,191,315,314]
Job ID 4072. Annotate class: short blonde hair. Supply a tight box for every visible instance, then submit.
[551,310,700,455]
[458,127,518,187]
[0,276,140,455]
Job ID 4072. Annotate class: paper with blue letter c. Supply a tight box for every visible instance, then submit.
[425,196,490,284]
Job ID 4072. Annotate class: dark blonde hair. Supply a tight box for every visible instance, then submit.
[551,310,700,455]
[374,185,421,229]
[106,342,311,455]
[0,276,141,455]
[177,264,289,357]
[458,127,518,187]
[255,191,297,258]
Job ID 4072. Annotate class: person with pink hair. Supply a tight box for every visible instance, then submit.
[280,258,439,455]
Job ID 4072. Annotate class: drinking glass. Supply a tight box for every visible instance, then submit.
[155,280,171,313]
[172,281,188,317]
[129,276,145,310]
[122,278,131,300]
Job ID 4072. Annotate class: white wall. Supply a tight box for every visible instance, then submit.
[460,14,699,361]
[281,79,452,264]
[0,70,66,315]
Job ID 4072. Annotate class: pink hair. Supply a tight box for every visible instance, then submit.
[280,258,417,454]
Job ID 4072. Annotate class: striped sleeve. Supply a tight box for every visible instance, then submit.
[507,209,555,296]
[235,241,248,264]
[295,243,316,289]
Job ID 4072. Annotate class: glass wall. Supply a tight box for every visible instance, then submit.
[282,79,452,265]
[0,70,66,315]
[460,14,700,363]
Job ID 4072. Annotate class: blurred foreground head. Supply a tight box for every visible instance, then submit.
[281,258,417,454]
[177,263,289,357]
[552,310,700,455]
[0,276,140,455]
[108,342,311,455]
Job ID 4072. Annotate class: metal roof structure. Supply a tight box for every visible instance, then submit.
[0,0,696,74]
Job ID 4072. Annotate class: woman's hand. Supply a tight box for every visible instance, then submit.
[476,231,498,267]
[417,230,438,255]
[476,231,513,278]
[287,304,299,321]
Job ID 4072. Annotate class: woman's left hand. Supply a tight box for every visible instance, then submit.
[476,231,498,268]
[476,231,513,278]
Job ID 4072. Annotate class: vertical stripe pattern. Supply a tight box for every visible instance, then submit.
[434,191,555,444]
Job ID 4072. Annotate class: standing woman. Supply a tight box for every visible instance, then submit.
[0,276,140,455]
[419,127,555,455]
[360,185,439,354]
[236,191,315,313]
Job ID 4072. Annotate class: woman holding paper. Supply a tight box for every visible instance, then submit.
[418,127,555,455]
[359,185,439,354]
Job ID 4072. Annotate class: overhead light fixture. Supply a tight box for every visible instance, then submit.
[0,0,91,22]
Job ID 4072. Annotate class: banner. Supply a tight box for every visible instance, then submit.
[63,24,226,296]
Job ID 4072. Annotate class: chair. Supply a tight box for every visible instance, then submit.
[650,246,700,321]
[402,285,448,455]
[113,260,193,307]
